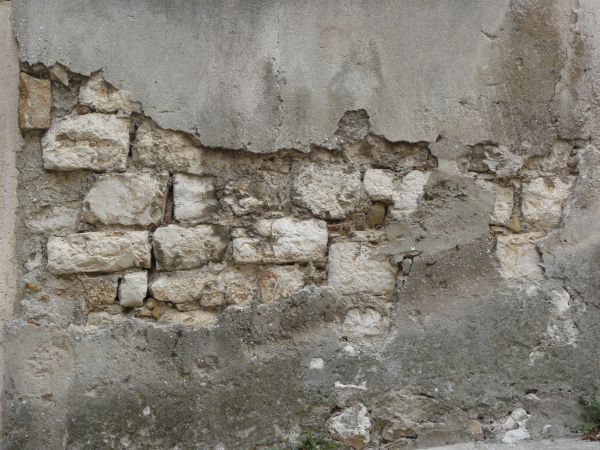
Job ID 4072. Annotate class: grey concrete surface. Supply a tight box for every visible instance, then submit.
[0,0,20,433]
[427,438,600,449]
[10,0,516,152]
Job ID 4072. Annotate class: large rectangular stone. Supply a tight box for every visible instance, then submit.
[42,113,130,171]
[232,218,328,264]
[173,173,218,221]
[47,231,151,274]
[18,72,51,130]
[327,242,397,295]
[82,173,168,226]
[152,225,228,271]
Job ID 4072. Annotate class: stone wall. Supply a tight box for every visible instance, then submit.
[4,1,600,449]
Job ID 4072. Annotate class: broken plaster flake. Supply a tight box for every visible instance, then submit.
[49,63,69,86]
[521,176,574,230]
[292,161,365,220]
[82,173,168,227]
[334,381,367,391]
[232,218,328,264]
[468,144,523,178]
[173,173,218,221]
[389,170,430,219]
[79,72,141,115]
[152,225,228,271]
[118,271,148,307]
[18,72,51,130]
[327,242,397,296]
[363,168,395,203]
[342,308,389,337]
[42,113,130,171]
[309,358,325,370]
[327,403,371,450]
[47,231,151,275]
[495,233,544,280]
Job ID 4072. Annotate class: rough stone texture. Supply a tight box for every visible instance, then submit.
[18,72,51,130]
[6,1,600,449]
[118,271,148,307]
[82,173,168,227]
[522,177,574,230]
[153,225,228,271]
[47,231,151,274]
[79,72,141,115]
[363,168,395,204]
[42,113,130,171]
[292,162,365,220]
[390,170,431,219]
[257,265,306,303]
[233,218,328,264]
[327,403,371,449]
[327,242,397,295]
[173,173,217,221]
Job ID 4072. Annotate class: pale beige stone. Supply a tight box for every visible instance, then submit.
[27,203,80,236]
[389,170,430,219]
[82,173,168,226]
[18,73,51,130]
[49,63,69,86]
[173,173,218,221]
[490,184,514,226]
[78,274,119,312]
[292,162,365,219]
[258,265,306,303]
[327,242,397,295]
[79,72,141,115]
[363,169,395,203]
[521,177,573,229]
[47,231,151,274]
[153,225,228,271]
[342,308,388,337]
[327,403,371,449]
[495,233,543,279]
[118,271,148,307]
[232,218,328,264]
[42,113,130,171]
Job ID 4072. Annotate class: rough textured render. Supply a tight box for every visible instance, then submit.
[3,1,600,449]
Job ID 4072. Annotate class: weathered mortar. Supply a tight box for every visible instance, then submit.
[3,0,600,449]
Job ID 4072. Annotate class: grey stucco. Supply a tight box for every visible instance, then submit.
[11,0,515,152]
[5,0,600,449]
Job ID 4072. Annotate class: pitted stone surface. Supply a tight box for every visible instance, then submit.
[42,113,130,171]
[327,242,397,295]
[173,173,218,221]
[79,72,141,115]
[153,225,228,271]
[18,72,51,130]
[292,162,365,220]
[522,177,574,230]
[233,218,328,264]
[82,173,168,227]
[47,231,151,274]
[118,271,148,307]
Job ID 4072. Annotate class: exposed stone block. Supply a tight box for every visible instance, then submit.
[232,218,328,264]
[82,173,168,226]
[78,274,119,312]
[258,265,306,303]
[389,170,430,219]
[327,403,371,450]
[79,72,141,115]
[27,203,80,236]
[521,176,573,229]
[153,224,228,271]
[118,271,148,307]
[149,265,257,307]
[18,72,51,130]
[363,169,394,203]
[173,173,217,221]
[490,184,514,226]
[47,231,151,274]
[342,308,388,337]
[42,113,130,171]
[327,242,397,295]
[292,162,365,219]
[495,233,543,279]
